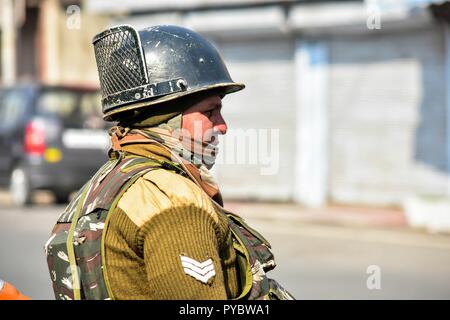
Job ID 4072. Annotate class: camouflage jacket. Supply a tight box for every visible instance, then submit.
[45,154,294,300]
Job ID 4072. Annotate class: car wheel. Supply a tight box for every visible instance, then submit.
[9,167,33,206]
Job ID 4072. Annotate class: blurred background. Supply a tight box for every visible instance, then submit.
[1,0,450,299]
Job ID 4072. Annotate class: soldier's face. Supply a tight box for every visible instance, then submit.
[181,95,227,145]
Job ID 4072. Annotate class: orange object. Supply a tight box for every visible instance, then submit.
[0,281,30,300]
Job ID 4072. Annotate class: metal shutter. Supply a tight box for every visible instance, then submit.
[214,39,296,201]
[329,26,448,206]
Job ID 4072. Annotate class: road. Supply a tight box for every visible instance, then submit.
[1,201,450,300]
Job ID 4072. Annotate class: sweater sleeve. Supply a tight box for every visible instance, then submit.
[138,204,228,300]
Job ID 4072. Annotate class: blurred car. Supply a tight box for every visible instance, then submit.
[0,84,110,206]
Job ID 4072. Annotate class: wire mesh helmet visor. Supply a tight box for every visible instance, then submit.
[92,25,244,121]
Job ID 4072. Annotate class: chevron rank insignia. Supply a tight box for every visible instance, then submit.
[180,255,216,284]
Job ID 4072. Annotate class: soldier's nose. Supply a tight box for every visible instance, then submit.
[214,122,227,135]
[214,113,227,135]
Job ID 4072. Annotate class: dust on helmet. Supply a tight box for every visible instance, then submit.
[92,24,245,121]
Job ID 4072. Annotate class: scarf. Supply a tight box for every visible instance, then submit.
[109,125,224,206]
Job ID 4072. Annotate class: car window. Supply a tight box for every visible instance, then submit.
[0,90,28,129]
[80,92,108,129]
[37,90,107,129]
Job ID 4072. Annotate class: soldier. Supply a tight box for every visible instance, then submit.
[45,25,294,300]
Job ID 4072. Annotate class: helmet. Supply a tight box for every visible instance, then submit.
[92,24,245,121]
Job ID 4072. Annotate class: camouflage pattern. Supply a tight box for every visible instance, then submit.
[45,154,293,300]
[225,212,295,300]
[45,154,159,300]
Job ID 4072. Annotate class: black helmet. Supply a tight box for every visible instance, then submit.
[92,24,245,121]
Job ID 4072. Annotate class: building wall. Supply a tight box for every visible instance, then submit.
[88,2,450,206]
[213,22,450,206]
[57,10,109,86]
[214,38,296,201]
[39,0,108,86]
[329,25,448,206]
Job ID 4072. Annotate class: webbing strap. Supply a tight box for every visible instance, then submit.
[228,224,253,300]
[66,183,90,300]
[66,156,159,300]
[66,159,121,300]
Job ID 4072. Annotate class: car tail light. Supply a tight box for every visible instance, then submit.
[24,120,46,155]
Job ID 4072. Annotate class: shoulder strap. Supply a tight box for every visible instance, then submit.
[65,155,160,300]
[82,156,160,215]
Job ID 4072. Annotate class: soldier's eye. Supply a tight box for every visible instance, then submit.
[203,110,213,117]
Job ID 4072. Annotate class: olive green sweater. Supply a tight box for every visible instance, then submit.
[103,168,241,299]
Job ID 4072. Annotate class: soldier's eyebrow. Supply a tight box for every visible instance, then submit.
[203,100,221,112]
